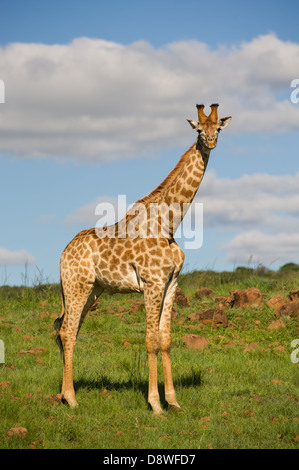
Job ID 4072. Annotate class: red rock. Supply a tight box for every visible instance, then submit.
[22,335,34,341]
[174,288,189,307]
[188,309,228,327]
[182,334,209,349]
[230,288,263,308]
[223,341,235,348]
[267,295,287,312]
[214,295,234,309]
[28,440,42,449]
[244,342,260,352]
[6,426,28,439]
[268,319,286,330]
[273,345,285,352]
[46,416,58,422]
[289,289,299,301]
[276,299,299,317]
[49,393,63,404]
[0,381,11,388]
[171,307,178,320]
[129,300,144,314]
[195,288,215,300]
[201,416,210,422]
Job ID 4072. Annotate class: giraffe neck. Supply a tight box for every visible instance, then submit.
[162,141,210,207]
[131,138,211,239]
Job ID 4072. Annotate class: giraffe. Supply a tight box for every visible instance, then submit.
[54,104,231,414]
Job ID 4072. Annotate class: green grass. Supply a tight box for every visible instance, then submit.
[0,268,298,449]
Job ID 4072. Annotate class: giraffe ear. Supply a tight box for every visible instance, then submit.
[187,119,202,131]
[218,116,232,130]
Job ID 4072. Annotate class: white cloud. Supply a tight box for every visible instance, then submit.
[194,171,299,266]
[0,34,299,161]
[0,247,36,265]
[223,231,299,266]
[197,171,299,229]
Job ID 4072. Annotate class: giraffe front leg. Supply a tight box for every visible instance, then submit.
[58,283,98,408]
[60,330,78,408]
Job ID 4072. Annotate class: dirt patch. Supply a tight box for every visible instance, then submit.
[182,334,209,349]
[6,426,28,439]
[18,348,46,355]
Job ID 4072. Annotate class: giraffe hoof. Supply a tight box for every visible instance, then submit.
[168,404,183,413]
[69,400,79,408]
[149,403,164,415]
[63,392,79,408]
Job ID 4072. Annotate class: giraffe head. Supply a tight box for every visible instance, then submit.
[187,104,232,149]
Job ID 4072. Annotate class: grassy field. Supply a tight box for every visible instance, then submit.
[0,266,298,449]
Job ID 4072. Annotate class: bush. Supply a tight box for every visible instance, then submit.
[278,263,299,273]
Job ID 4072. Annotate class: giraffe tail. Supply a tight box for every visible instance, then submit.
[54,314,64,359]
[53,279,65,359]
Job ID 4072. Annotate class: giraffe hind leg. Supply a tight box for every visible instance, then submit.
[56,282,103,407]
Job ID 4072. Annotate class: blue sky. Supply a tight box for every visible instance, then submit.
[1,0,299,285]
